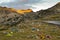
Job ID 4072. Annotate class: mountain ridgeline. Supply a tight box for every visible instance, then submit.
[37,2,60,17]
[0,2,60,26]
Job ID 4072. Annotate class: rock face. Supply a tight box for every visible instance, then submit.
[0,7,24,26]
[23,12,39,20]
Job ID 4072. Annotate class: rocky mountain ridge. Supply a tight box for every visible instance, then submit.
[0,2,60,26]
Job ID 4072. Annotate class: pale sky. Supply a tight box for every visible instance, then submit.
[0,0,60,12]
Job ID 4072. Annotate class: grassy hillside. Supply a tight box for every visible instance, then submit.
[0,20,60,40]
[41,13,60,21]
[37,2,60,21]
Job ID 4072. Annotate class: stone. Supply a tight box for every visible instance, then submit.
[36,29,40,32]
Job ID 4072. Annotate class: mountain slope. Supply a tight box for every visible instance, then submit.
[36,2,60,20]
[0,7,24,26]
[0,2,60,30]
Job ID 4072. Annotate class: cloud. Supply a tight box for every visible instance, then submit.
[27,0,60,12]
[0,0,60,12]
[0,0,14,3]
[0,0,42,9]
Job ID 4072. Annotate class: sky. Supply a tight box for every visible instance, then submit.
[0,0,60,12]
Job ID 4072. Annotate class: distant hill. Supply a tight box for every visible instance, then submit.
[36,2,60,20]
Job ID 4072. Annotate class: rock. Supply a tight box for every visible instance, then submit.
[32,27,36,31]
[36,29,40,32]
[10,27,18,32]
[46,35,51,39]
[19,29,24,32]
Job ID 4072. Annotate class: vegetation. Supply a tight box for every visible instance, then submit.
[0,20,60,40]
[0,2,60,40]
[41,13,60,21]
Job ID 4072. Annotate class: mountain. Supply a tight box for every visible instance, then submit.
[0,2,60,26]
[0,6,17,13]
[47,2,60,12]
[0,7,34,30]
[0,7,24,26]
[36,2,60,20]
[0,2,60,30]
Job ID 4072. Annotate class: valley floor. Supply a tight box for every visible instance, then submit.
[0,20,60,40]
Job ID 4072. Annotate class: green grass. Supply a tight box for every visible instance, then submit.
[41,13,60,21]
[0,20,60,40]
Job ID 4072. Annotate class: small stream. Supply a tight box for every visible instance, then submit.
[44,21,60,25]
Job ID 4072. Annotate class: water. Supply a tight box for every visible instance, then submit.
[44,21,60,25]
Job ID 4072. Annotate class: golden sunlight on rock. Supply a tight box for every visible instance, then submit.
[17,9,33,14]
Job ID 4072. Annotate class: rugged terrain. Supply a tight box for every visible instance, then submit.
[0,20,60,40]
[37,2,60,20]
[0,2,60,26]
[0,2,60,40]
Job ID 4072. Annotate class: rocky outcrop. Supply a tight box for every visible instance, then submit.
[0,7,24,26]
